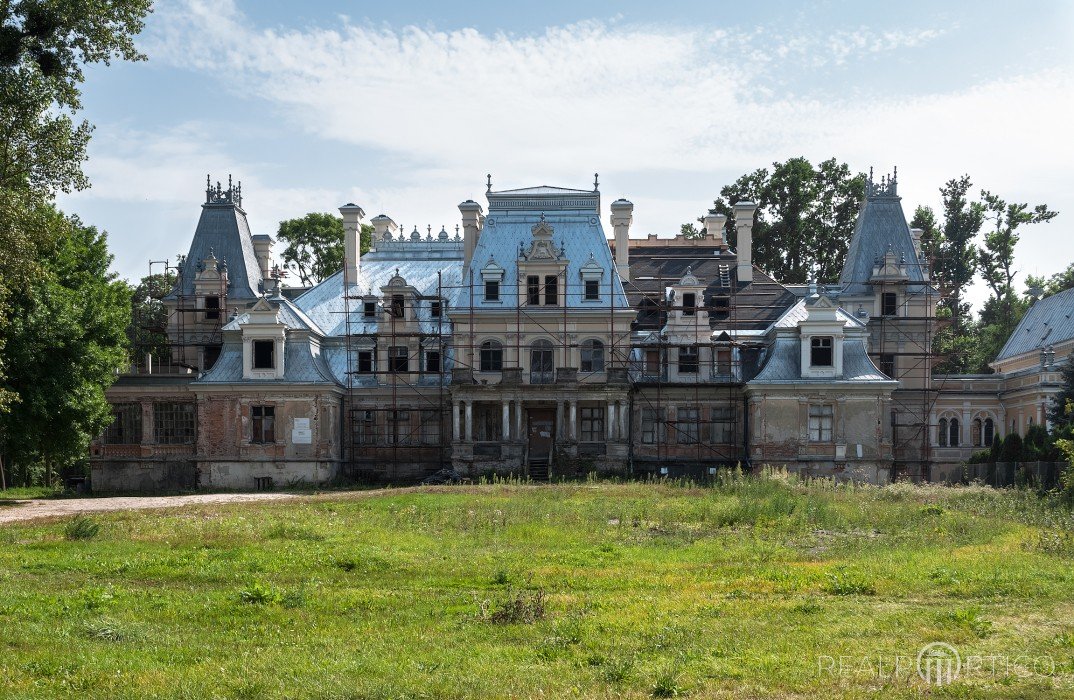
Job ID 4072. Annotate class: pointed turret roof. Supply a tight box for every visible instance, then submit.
[838,169,926,295]
[164,176,263,302]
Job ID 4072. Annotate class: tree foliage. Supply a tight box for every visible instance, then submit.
[0,209,131,484]
[128,269,178,364]
[277,213,373,286]
[1025,263,1074,302]
[701,157,866,283]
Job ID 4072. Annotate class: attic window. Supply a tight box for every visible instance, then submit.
[363,301,376,319]
[527,276,540,305]
[390,294,404,318]
[204,295,220,321]
[682,293,696,316]
[810,336,833,367]
[881,292,897,316]
[430,300,441,318]
[584,279,600,301]
[485,279,500,302]
[543,275,558,306]
[253,340,275,369]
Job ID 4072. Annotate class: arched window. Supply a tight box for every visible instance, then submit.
[949,418,960,447]
[580,339,604,373]
[479,340,502,371]
[938,418,948,446]
[530,339,554,384]
[971,418,982,447]
[984,418,995,447]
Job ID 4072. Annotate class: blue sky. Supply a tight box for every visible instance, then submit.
[60,0,1074,307]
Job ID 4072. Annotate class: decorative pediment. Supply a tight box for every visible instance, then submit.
[387,269,408,287]
[518,214,565,262]
[579,254,604,280]
[480,257,505,280]
[247,297,281,324]
[871,247,909,281]
[531,215,554,240]
[678,266,701,287]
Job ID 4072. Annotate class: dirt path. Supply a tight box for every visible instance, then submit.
[0,492,304,524]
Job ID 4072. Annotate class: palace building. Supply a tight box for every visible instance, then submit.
[89,172,1071,490]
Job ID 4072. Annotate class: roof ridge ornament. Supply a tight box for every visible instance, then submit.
[593,173,599,191]
[204,173,242,207]
[487,173,492,193]
[865,166,899,199]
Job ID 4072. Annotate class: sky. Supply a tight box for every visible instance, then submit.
[59,0,1074,309]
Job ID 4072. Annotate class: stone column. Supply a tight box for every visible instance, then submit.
[514,401,523,442]
[556,401,564,439]
[502,401,510,440]
[962,408,971,447]
[619,401,629,442]
[569,400,577,440]
[464,401,473,442]
[607,402,616,441]
[452,400,461,441]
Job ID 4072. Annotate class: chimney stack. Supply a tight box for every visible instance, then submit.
[909,227,924,260]
[459,199,484,268]
[370,214,398,242]
[339,203,366,286]
[703,211,727,246]
[610,198,633,282]
[733,201,757,284]
[251,234,274,281]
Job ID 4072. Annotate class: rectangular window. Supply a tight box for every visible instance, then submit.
[714,348,732,377]
[881,292,897,317]
[808,404,834,442]
[580,407,604,442]
[644,349,662,377]
[204,295,220,321]
[641,408,665,445]
[711,407,735,444]
[425,350,441,374]
[810,336,833,367]
[429,300,441,318]
[527,275,541,305]
[103,403,142,445]
[363,301,377,319]
[584,279,600,301]
[682,292,696,316]
[878,354,896,378]
[485,279,500,302]
[389,346,409,373]
[251,405,275,444]
[390,294,404,318]
[677,407,699,444]
[420,410,441,445]
[543,275,558,306]
[678,346,699,374]
[388,410,410,445]
[153,402,195,445]
[357,349,374,374]
[353,409,377,445]
[253,340,275,369]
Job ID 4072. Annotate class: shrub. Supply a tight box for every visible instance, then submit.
[1001,433,1024,462]
[479,586,546,624]
[64,515,100,541]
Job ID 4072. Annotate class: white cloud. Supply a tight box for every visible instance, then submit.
[79,1,1073,305]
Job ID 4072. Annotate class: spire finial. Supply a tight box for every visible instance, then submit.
[593,172,599,191]
[486,173,492,193]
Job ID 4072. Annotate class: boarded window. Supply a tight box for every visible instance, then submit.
[710,407,735,444]
[251,405,275,444]
[253,340,275,369]
[154,402,195,445]
[420,410,441,445]
[103,403,142,445]
[353,409,377,445]
[580,406,604,442]
[808,404,833,442]
[388,410,411,445]
[714,348,732,376]
[810,336,833,367]
[641,408,664,444]
[390,294,404,318]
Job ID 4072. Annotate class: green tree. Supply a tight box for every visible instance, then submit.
[679,222,703,239]
[0,210,131,485]
[277,213,373,286]
[909,205,941,268]
[934,176,984,329]
[706,157,866,283]
[128,269,178,365]
[1025,263,1074,302]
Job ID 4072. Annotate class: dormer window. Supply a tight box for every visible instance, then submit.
[430,300,441,318]
[578,255,604,302]
[485,279,500,302]
[253,340,275,369]
[682,293,696,316]
[480,259,505,303]
[527,276,540,305]
[881,292,897,316]
[363,301,376,319]
[584,280,600,301]
[544,275,558,306]
[810,336,833,367]
[204,295,220,321]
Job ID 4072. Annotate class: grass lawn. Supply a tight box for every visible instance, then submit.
[2,474,1074,698]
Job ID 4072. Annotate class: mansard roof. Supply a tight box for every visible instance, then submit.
[165,178,263,302]
[749,337,895,385]
[838,170,926,296]
[995,287,1074,362]
[625,242,797,331]
[195,338,338,385]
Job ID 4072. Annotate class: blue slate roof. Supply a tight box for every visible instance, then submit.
[222,295,324,334]
[196,337,337,385]
[773,298,866,329]
[166,199,263,301]
[750,337,895,384]
[459,186,629,310]
[838,177,926,296]
[995,287,1074,362]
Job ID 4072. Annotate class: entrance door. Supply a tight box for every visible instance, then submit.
[527,409,555,460]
